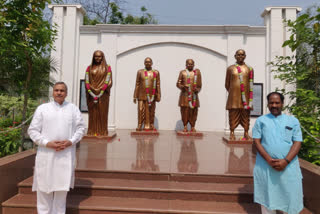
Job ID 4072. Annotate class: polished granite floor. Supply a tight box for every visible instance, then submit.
[76,130,256,176]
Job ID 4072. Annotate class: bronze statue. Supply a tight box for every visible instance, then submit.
[133,57,161,131]
[177,59,202,132]
[225,49,254,140]
[85,50,112,136]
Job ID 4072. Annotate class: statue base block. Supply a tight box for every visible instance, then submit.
[131,130,159,136]
[176,131,203,137]
[222,137,253,144]
[82,132,117,141]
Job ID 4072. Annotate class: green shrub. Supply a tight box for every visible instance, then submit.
[0,95,40,157]
[0,128,21,158]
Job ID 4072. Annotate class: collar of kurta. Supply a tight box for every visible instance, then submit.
[268,113,284,119]
[53,100,68,107]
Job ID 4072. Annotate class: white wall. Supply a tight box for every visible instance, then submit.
[50,5,301,132]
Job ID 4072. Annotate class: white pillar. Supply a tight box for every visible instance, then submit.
[261,6,301,109]
[49,4,85,104]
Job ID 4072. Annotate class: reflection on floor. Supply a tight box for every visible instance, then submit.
[77,129,255,175]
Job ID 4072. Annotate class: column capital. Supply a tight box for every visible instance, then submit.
[48,4,86,15]
[261,6,301,18]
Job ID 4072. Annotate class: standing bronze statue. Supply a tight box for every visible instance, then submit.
[225,49,254,140]
[177,59,202,132]
[85,50,113,136]
[133,57,161,131]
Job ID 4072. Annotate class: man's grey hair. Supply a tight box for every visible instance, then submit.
[53,81,68,93]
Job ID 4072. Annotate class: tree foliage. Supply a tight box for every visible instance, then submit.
[0,0,58,149]
[0,95,39,157]
[108,3,157,24]
[63,0,157,25]
[269,7,320,165]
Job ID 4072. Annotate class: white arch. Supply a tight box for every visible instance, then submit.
[117,41,227,59]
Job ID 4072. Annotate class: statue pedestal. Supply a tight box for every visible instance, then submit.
[176,131,203,138]
[82,132,117,142]
[131,130,159,136]
[222,137,253,144]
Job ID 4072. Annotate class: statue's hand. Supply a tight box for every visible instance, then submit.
[156,98,160,102]
[133,98,137,104]
[183,86,189,91]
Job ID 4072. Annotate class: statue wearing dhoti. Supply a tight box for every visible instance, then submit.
[133,57,161,131]
[177,59,202,132]
[225,49,254,140]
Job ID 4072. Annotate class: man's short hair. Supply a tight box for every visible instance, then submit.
[267,92,284,103]
[54,81,68,93]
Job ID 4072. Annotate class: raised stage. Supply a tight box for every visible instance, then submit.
[2,130,313,214]
[77,129,255,175]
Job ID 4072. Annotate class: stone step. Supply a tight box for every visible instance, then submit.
[2,193,262,214]
[75,169,253,184]
[18,176,253,202]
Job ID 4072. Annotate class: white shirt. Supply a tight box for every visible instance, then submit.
[28,101,86,193]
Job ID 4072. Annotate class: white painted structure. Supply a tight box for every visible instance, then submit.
[49,5,301,132]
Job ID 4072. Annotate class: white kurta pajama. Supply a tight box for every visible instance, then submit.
[28,101,85,213]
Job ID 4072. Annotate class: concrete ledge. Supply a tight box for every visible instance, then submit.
[80,24,266,35]
[300,158,320,214]
[0,150,36,214]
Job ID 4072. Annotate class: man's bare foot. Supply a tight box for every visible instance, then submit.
[191,127,196,132]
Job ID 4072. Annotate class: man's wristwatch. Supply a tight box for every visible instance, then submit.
[284,158,290,164]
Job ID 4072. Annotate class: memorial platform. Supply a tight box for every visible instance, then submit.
[2,130,313,214]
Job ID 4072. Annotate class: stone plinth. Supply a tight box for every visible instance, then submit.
[82,132,117,142]
[176,131,204,138]
[222,137,253,144]
[131,130,159,136]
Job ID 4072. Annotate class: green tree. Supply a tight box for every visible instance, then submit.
[108,4,157,24]
[62,0,157,25]
[63,0,124,24]
[0,0,58,150]
[269,6,320,165]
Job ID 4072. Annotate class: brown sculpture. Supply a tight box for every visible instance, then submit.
[225,49,254,140]
[133,57,161,131]
[177,59,202,132]
[85,50,112,136]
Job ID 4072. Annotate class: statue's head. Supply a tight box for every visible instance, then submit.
[185,59,195,71]
[144,57,153,70]
[234,49,246,64]
[92,50,106,66]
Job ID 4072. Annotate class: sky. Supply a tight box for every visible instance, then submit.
[125,0,319,26]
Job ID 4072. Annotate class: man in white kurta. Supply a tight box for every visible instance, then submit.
[28,82,86,214]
